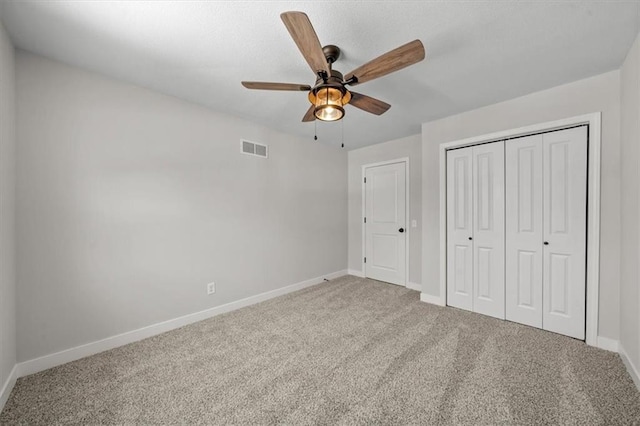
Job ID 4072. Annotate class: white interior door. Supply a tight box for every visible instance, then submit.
[505,134,544,328]
[447,148,473,311]
[542,126,587,340]
[364,162,406,286]
[472,142,505,319]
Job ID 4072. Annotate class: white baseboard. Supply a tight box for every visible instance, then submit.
[596,336,619,352]
[347,269,364,278]
[619,343,640,391]
[407,282,421,292]
[420,292,445,306]
[0,365,17,412]
[17,270,347,378]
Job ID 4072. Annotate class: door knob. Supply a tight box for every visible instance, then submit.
[468,237,472,240]
[544,241,549,245]
[399,228,404,233]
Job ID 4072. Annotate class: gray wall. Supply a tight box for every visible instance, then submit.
[0,18,16,396]
[16,52,347,362]
[620,32,640,377]
[422,70,621,341]
[347,135,422,285]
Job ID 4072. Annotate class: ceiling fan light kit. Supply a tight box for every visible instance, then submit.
[241,11,426,124]
[308,68,352,121]
[313,87,346,121]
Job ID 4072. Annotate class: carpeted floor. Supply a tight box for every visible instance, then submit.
[1,275,640,425]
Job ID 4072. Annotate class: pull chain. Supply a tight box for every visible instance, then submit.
[314,119,318,141]
[341,118,344,148]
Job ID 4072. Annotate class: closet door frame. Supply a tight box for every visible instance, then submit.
[435,113,601,347]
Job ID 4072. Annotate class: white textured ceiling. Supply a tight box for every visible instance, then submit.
[1,1,639,149]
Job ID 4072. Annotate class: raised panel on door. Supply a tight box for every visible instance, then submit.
[542,126,587,340]
[472,141,505,319]
[505,135,543,328]
[447,148,473,311]
[365,162,406,286]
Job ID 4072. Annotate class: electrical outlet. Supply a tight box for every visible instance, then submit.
[207,282,215,295]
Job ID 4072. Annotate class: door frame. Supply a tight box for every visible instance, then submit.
[438,112,601,346]
[362,158,410,287]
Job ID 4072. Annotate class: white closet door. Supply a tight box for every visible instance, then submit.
[472,142,505,319]
[505,135,544,328]
[447,147,473,311]
[542,126,587,340]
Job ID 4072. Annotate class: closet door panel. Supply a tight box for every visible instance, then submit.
[505,135,543,328]
[472,142,505,319]
[447,148,473,311]
[542,126,587,340]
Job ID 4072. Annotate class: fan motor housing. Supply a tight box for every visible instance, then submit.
[314,69,344,87]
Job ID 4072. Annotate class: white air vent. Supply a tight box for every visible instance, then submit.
[240,139,268,158]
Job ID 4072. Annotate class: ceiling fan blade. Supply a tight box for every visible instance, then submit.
[349,92,391,115]
[242,81,311,91]
[302,105,316,122]
[345,40,425,86]
[281,11,331,78]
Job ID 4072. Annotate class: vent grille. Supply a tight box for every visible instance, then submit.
[241,139,268,158]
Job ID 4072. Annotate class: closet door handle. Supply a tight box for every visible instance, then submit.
[543,241,549,245]
[468,237,472,241]
[399,228,404,233]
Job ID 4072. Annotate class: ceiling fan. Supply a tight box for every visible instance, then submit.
[241,11,426,123]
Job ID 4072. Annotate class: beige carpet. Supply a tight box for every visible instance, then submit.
[2,275,639,425]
